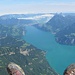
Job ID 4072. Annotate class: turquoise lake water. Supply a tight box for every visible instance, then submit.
[23,26,75,75]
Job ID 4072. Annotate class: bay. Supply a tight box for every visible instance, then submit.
[23,26,75,75]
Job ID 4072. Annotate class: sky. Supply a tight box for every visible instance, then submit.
[0,0,75,15]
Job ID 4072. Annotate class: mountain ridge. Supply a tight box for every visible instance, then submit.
[34,13,75,45]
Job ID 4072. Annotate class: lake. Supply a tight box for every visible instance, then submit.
[23,26,75,75]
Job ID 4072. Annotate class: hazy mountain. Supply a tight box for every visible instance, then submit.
[0,18,36,26]
[0,13,54,24]
[0,14,43,19]
[34,13,75,45]
[45,13,75,33]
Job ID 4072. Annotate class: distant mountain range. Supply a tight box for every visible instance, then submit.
[0,13,54,25]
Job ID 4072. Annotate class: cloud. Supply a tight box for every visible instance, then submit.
[0,3,75,15]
